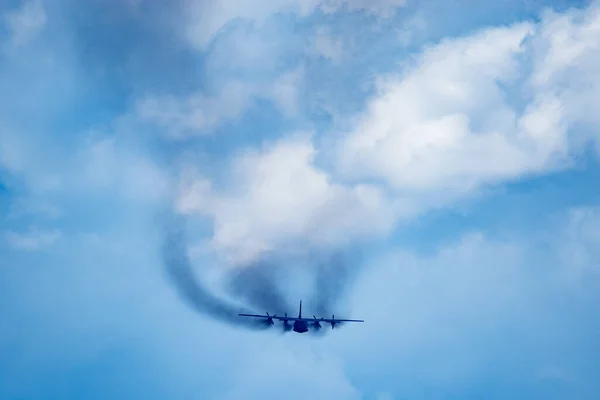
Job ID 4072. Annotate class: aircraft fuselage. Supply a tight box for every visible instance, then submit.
[293,320,308,333]
[292,300,309,333]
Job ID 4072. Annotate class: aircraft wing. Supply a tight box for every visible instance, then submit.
[238,314,364,323]
[318,318,364,323]
[238,313,278,319]
[238,313,304,321]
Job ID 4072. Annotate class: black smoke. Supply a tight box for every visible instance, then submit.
[162,219,271,330]
[310,251,362,317]
[227,262,292,317]
[161,216,361,333]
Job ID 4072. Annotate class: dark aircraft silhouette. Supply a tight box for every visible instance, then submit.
[239,300,364,333]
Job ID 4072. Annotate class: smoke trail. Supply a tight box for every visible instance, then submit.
[161,215,363,332]
[161,219,271,330]
[310,250,363,317]
[227,261,291,316]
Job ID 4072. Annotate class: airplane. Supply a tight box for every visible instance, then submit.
[239,300,364,333]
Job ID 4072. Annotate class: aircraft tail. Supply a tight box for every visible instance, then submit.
[299,300,302,318]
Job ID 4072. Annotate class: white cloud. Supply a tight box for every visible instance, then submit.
[136,81,256,138]
[336,2,600,202]
[183,0,407,50]
[311,26,344,62]
[137,68,305,137]
[336,22,572,196]
[530,4,600,89]
[5,227,60,250]
[2,0,46,49]
[268,67,305,117]
[177,133,400,265]
[173,2,600,267]
[528,3,600,145]
[203,18,289,73]
[320,0,407,18]
[397,14,427,47]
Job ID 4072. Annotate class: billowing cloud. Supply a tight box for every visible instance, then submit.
[336,23,567,195]
[177,133,398,265]
[335,3,600,202]
[529,3,600,142]
[175,2,600,264]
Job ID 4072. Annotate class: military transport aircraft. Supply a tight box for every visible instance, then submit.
[239,300,364,333]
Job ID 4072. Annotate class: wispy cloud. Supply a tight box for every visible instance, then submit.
[183,0,408,49]
[135,70,305,138]
[2,0,46,50]
[311,26,345,62]
[6,198,61,220]
[4,227,60,251]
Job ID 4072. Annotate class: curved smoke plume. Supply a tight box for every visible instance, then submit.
[161,215,362,332]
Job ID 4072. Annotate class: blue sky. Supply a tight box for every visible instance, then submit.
[1,0,600,399]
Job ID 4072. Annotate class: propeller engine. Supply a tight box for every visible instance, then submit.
[330,314,338,329]
[265,312,275,326]
[282,312,292,332]
[312,315,323,329]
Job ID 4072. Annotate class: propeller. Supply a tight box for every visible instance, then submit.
[312,315,322,329]
[330,314,338,329]
[265,312,275,326]
[282,312,292,332]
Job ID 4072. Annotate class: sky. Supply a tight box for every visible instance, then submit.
[1,0,600,399]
